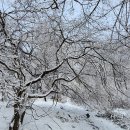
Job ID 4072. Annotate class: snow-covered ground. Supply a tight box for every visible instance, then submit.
[0,99,129,130]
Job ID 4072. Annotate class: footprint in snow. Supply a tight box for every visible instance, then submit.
[71,125,76,128]
[56,115,69,123]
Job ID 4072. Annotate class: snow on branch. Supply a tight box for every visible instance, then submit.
[25,60,65,87]
[28,77,77,98]
[0,60,19,75]
[28,87,57,98]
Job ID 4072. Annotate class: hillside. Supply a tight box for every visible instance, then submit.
[0,100,128,130]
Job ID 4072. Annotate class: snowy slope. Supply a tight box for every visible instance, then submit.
[0,102,13,130]
[0,100,128,130]
[21,99,125,130]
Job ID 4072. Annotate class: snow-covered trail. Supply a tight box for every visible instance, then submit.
[0,100,127,130]
[21,99,124,130]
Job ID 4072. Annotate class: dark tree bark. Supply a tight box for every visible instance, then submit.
[12,111,20,130]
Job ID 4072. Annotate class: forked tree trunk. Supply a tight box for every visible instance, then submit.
[9,105,25,130]
[12,111,20,130]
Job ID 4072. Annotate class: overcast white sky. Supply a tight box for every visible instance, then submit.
[0,0,127,35]
[0,0,14,11]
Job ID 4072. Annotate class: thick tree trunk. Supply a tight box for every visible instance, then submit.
[9,111,20,130]
[9,105,25,130]
[13,111,20,130]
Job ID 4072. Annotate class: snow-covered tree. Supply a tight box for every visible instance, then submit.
[0,0,130,130]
